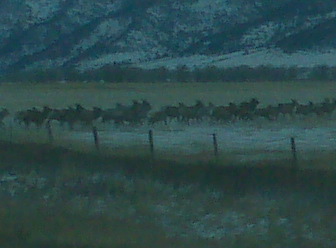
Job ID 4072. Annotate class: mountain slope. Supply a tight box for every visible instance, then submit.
[1,0,336,73]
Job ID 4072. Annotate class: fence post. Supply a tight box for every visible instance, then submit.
[92,126,100,151]
[46,121,54,144]
[290,137,297,166]
[212,133,218,158]
[9,121,13,143]
[149,130,154,158]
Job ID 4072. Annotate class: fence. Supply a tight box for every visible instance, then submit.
[1,123,307,167]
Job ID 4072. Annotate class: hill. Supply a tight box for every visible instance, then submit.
[1,0,336,74]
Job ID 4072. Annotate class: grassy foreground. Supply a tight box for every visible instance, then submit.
[0,141,336,247]
[0,202,193,248]
[0,141,207,248]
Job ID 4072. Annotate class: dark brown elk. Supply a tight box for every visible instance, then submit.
[163,105,180,122]
[178,100,210,124]
[236,98,260,120]
[295,101,315,116]
[77,106,102,126]
[177,102,197,124]
[102,100,151,125]
[46,107,79,130]
[255,105,279,121]
[119,100,152,124]
[15,106,51,128]
[148,110,168,125]
[277,99,298,118]
[211,103,237,122]
[312,98,336,117]
[101,103,128,124]
[46,108,65,124]
[131,100,152,124]
[198,102,215,121]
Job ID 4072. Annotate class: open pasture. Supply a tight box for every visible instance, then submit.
[1,81,336,111]
[1,82,336,247]
[2,81,336,164]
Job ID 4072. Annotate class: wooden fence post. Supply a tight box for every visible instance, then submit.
[290,137,297,166]
[149,130,154,158]
[92,126,100,151]
[46,121,54,144]
[212,133,218,158]
[9,122,13,143]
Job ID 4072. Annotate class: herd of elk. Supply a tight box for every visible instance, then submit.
[2,98,336,130]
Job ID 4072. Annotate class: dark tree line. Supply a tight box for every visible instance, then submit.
[2,65,336,83]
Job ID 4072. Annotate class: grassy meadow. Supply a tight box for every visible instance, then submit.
[1,81,336,112]
[0,81,336,166]
[1,80,336,163]
[0,81,336,247]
